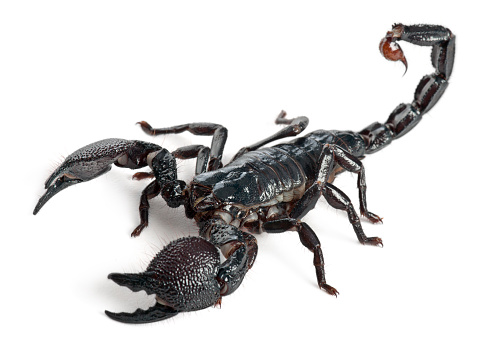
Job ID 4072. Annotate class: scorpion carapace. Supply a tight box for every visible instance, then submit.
[34,23,454,323]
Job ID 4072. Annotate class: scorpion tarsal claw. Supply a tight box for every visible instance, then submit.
[365,237,383,247]
[320,283,339,297]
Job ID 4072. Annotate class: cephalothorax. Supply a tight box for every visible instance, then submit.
[34,24,455,323]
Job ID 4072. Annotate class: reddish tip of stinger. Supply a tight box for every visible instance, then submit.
[379,34,408,75]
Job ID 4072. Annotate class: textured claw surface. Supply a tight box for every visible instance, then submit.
[145,237,222,311]
[33,138,161,214]
[107,237,222,323]
[45,139,136,187]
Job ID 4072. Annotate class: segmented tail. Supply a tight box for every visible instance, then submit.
[358,24,455,155]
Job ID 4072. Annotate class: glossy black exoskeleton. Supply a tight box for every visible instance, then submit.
[34,23,455,323]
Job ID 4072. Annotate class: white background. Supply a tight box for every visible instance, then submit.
[1,1,497,345]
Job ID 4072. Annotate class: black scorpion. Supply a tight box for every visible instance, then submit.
[34,24,455,323]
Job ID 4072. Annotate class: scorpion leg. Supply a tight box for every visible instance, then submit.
[361,24,455,154]
[171,144,211,175]
[323,183,382,246]
[131,180,161,237]
[138,121,227,171]
[230,110,309,162]
[263,218,338,296]
[298,222,338,295]
[330,145,382,224]
[289,144,382,246]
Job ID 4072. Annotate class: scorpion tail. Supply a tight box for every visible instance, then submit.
[358,24,455,154]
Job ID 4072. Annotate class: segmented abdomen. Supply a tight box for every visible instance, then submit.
[193,129,366,207]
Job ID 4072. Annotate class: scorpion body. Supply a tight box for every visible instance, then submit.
[191,127,372,235]
[34,23,455,323]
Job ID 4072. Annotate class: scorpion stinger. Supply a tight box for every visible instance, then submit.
[34,23,455,324]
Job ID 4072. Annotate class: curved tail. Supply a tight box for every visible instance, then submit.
[357,24,455,154]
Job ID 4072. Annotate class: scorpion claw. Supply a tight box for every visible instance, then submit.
[33,138,162,215]
[33,175,84,215]
[105,303,179,324]
[106,237,223,323]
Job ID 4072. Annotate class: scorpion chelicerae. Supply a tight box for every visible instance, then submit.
[34,23,454,324]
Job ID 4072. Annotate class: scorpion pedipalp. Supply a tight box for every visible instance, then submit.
[33,138,162,215]
[106,237,222,323]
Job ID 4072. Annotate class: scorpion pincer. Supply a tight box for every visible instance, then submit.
[34,23,454,323]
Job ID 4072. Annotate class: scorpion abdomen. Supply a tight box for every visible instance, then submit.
[194,147,307,206]
[193,129,365,208]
